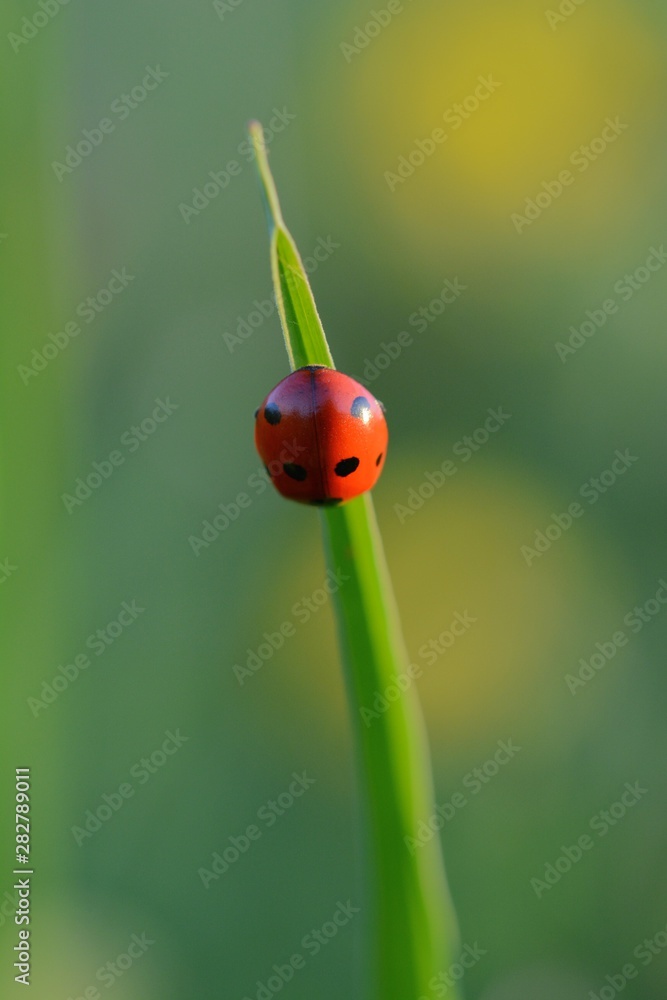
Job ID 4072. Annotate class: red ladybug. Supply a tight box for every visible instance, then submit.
[254,365,388,506]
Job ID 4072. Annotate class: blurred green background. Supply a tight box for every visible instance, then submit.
[2,0,667,997]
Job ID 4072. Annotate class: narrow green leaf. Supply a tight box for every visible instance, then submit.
[249,122,333,370]
[249,121,461,1000]
[322,495,461,998]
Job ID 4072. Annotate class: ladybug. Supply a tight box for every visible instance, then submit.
[254,365,388,506]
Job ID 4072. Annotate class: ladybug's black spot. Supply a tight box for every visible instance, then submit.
[283,462,307,481]
[376,453,383,466]
[309,497,343,506]
[351,396,372,421]
[335,457,360,477]
[264,403,281,425]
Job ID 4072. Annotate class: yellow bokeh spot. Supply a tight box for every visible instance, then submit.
[335,0,662,220]
[376,458,625,748]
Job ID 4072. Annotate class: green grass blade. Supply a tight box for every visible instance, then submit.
[249,122,333,370]
[249,122,461,1000]
[322,496,461,997]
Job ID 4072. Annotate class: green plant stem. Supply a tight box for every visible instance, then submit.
[249,121,461,1000]
[322,495,461,997]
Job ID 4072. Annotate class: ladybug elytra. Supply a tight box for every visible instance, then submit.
[254,366,388,506]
